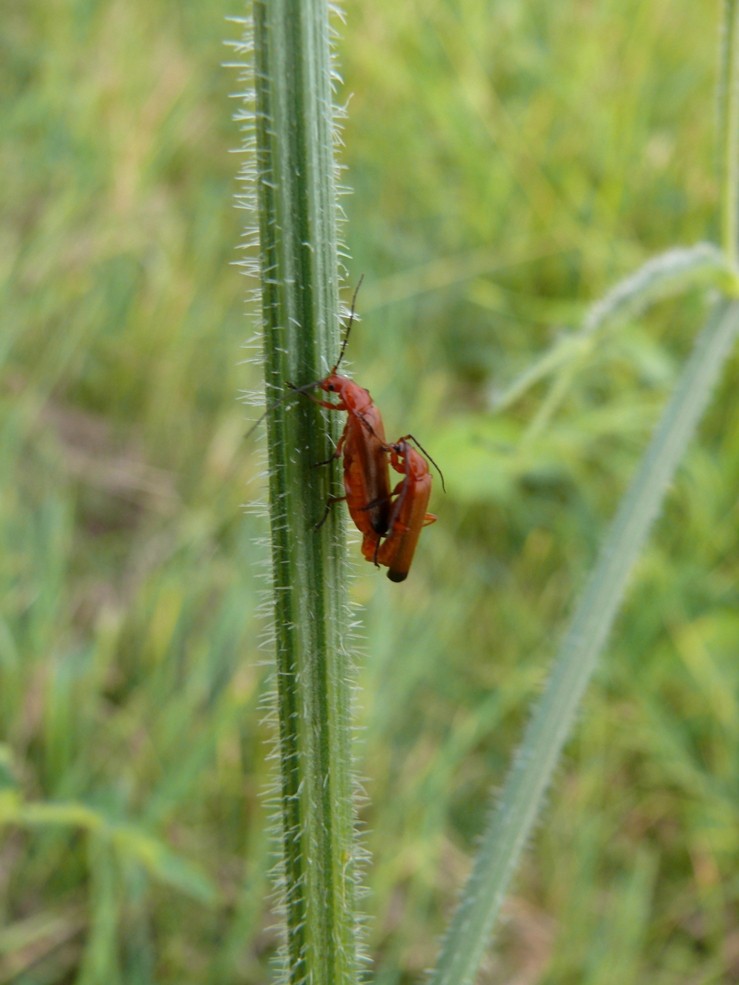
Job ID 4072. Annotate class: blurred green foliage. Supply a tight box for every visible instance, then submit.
[1,1,736,983]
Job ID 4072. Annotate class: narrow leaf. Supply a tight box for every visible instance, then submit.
[430,299,739,985]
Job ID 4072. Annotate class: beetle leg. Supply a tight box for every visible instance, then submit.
[315,495,347,530]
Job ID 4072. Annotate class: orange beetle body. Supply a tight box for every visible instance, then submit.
[311,375,393,539]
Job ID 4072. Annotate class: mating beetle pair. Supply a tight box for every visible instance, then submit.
[266,282,443,582]
[307,374,441,582]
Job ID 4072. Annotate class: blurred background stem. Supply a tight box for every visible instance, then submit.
[430,298,739,985]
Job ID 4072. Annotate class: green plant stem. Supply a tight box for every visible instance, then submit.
[430,299,739,985]
[250,2,358,983]
[721,0,739,264]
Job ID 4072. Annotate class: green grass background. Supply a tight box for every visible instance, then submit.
[2,1,737,983]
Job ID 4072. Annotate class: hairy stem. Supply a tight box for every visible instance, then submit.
[247,1,359,982]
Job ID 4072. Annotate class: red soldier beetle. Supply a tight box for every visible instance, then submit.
[363,435,445,583]
[287,278,394,540]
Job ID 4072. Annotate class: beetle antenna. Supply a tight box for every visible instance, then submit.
[330,274,364,374]
[245,276,365,440]
[402,433,447,493]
